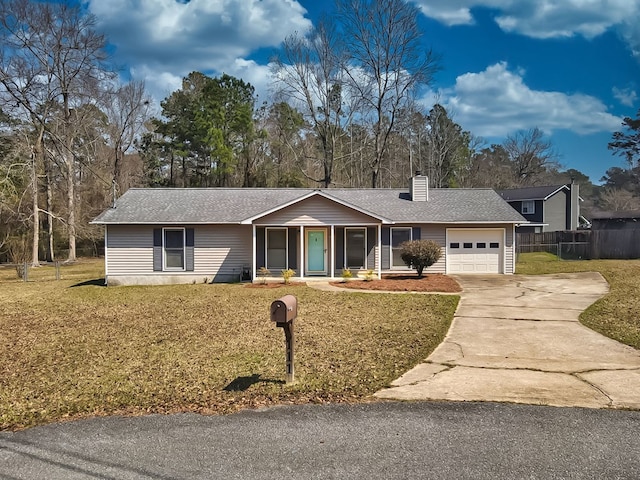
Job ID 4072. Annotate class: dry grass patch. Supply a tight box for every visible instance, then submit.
[517,254,640,350]
[0,259,457,430]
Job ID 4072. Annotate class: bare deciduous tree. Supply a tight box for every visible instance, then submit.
[338,0,439,187]
[104,80,151,196]
[503,127,558,186]
[0,0,112,262]
[598,187,640,212]
[273,18,351,187]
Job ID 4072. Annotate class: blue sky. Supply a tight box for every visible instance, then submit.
[84,0,640,184]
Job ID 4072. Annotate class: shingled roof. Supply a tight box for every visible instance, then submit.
[497,185,568,202]
[92,187,526,225]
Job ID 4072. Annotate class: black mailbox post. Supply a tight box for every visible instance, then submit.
[270,295,297,383]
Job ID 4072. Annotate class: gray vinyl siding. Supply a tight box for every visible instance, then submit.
[419,224,447,274]
[543,191,567,232]
[257,195,379,226]
[507,225,515,273]
[107,225,154,274]
[106,224,252,283]
[196,225,252,281]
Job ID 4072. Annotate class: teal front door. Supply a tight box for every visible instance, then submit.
[306,230,326,274]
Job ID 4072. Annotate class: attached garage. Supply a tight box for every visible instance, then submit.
[94,178,524,285]
[446,229,504,274]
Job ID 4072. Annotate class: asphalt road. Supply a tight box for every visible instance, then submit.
[1,401,639,479]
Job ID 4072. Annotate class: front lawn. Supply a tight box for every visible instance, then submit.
[517,254,640,350]
[0,259,458,430]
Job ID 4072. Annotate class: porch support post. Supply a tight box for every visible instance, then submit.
[330,224,335,279]
[299,225,304,279]
[377,224,382,279]
[252,224,257,282]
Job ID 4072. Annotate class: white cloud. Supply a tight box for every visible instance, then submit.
[426,62,621,137]
[88,0,312,101]
[225,59,275,103]
[612,86,638,107]
[411,0,640,55]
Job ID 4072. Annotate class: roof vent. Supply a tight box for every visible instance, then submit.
[410,173,428,202]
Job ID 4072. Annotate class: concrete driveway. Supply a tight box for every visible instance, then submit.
[376,272,640,409]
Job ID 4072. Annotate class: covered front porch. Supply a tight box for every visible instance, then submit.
[250,224,383,282]
[243,190,419,282]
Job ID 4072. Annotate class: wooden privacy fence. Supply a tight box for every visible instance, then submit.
[517,230,640,260]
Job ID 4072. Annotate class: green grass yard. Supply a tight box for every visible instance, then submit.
[517,254,640,351]
[0,259,457,430]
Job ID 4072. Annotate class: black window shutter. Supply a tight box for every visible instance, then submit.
[381,227,390,270]
[153,228,163,271]
[335,227,344,269]
[185,228,195,271]
[412,227,421,241]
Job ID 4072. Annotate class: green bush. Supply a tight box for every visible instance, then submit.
[399,240,442,278]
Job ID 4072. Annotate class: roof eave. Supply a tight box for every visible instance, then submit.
[93,221,241,225]
[543,185,569,200]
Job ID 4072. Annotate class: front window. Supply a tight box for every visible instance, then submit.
[521,200,535,214]
[266,228,287,270]
[164,228,185,270]
[391,227,411,268]
[345,228,366,269]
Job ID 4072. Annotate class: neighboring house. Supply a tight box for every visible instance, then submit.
[591,211,640,230]
[497,182,581,233]
[92,174,526,285]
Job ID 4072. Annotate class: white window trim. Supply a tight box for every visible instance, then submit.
[521,200,535,214]
[163,227,186,271]
[390,227,412,269]
[344,227,367,270]
[265,227,288,270]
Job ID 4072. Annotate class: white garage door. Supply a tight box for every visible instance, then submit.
[447,230,503,274]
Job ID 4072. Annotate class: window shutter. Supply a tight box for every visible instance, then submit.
[381,227,390,270]
[185,228,195,271]
[335,228,344,269]
[412,227,421,240]
[153,229,162,271]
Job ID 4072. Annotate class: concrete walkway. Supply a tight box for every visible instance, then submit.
[375,272,640,409]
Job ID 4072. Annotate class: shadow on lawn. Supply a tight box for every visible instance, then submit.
[224,374,285,392]
[70,278,106,287]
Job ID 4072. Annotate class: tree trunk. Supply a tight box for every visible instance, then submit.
[30,147,40,267]
[46,168,54,262]
[370,168,379,189]
[30,125,45,267]
[65,150,77,262]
